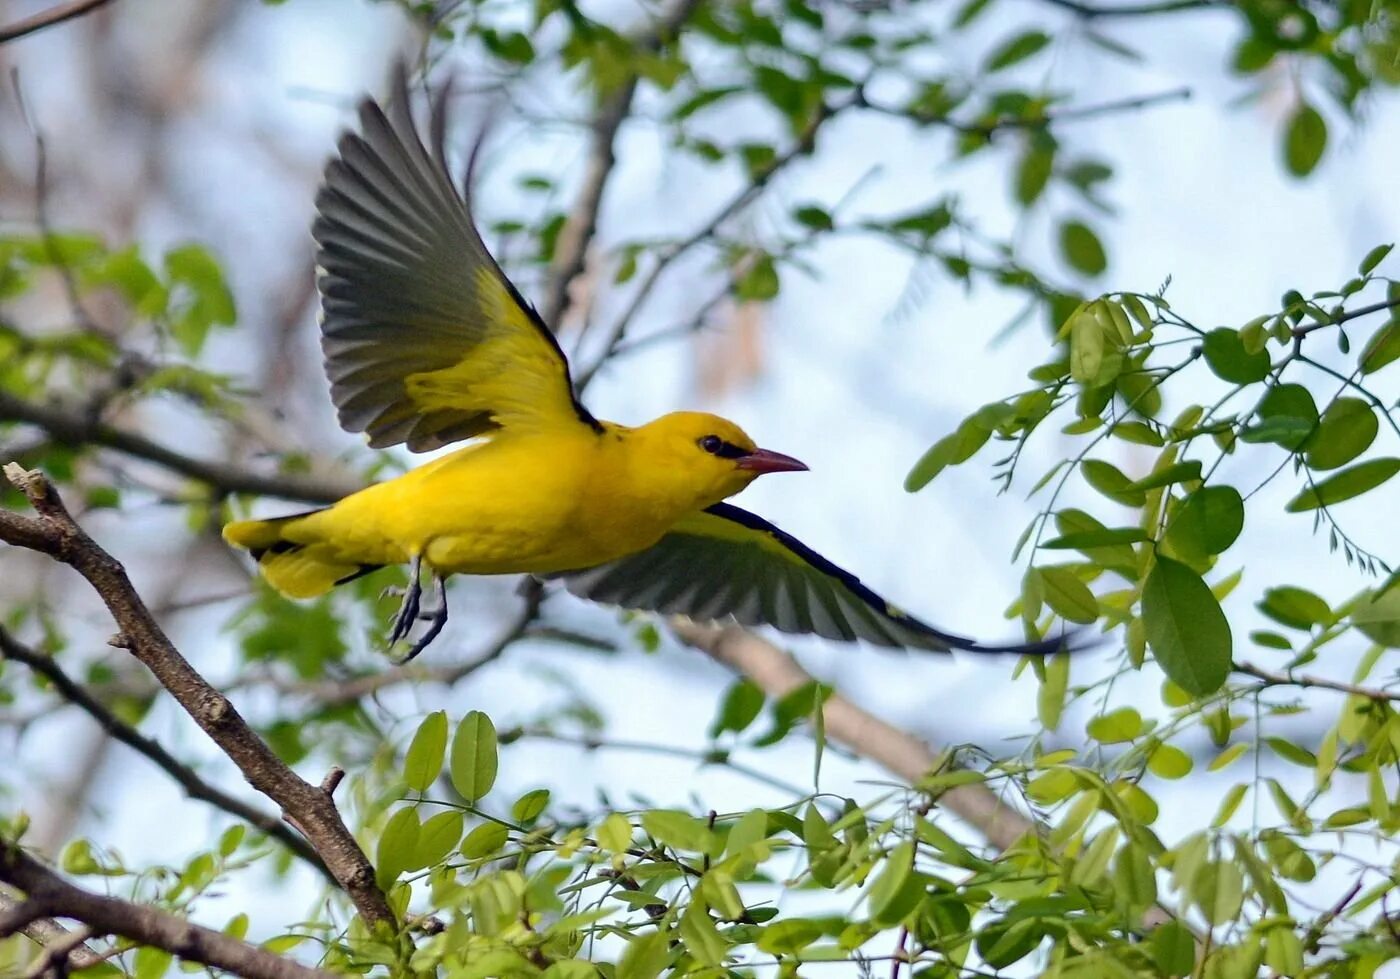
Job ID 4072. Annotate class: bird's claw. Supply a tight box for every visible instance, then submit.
[385,563,450,663]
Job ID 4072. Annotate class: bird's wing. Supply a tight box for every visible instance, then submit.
[313,68,599,451]
[556,503,1069,655]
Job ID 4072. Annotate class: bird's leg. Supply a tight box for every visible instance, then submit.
[387,554,423,646]
[399,572,448,664]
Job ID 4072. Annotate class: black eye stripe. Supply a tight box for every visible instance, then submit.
[698,435,749,459]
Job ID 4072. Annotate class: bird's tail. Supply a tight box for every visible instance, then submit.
[222,511,377,599]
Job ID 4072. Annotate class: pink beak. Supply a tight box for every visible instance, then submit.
[735,447,809,474]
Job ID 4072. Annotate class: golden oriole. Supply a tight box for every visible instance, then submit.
[223,68,1069,661]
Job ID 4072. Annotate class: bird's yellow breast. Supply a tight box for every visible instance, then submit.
[284,427,703,575]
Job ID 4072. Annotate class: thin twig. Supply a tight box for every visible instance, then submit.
[541,0,705,332]
[1235,662,1400,703]
[0,391,354,504]
[0,0,116,44]
[576,89,862,389]
[272,580,545,708]
[0,845,334,979]
[1039,0,1222,17]
[860,86,1192,137]
[0,465,392,927]
[0,627,332,878]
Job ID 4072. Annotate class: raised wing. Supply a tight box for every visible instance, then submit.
[313,67,600,451]
[557,503,1072,655]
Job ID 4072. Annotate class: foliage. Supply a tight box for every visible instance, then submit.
[2,0,1399,977]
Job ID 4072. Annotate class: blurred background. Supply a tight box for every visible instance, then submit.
[1,0,1397,953]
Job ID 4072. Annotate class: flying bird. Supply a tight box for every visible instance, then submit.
[222,68,1071,662]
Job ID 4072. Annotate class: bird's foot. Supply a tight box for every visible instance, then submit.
[398,600,448,664]
[386,569,449,663]
[386,556,424,646]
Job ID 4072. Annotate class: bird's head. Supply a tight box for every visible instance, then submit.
[629,411,808,507]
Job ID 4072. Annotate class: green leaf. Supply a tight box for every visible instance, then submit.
[460,821,510,859]
[1191,860,1244,925]
[1042,526,1149,549]
[450,711,499,803]
[1358,243,1393,276]
[1142,557,1232,696]
[1165,485,1244,559]
[1284,102,1327,177]
[794,205,834,231]
[1037,653,1069,731]
[1258,586,1333,630]
[1128,460,1202,492]
[1037,566,1099,624]
[1151,919,1196,976]
[375,807,420,888]
[596,813,633,854]
[985,30,1051,71]
[1015,136,1056,206]
[867,841,922,926]
[512,788,551,825]
[1285,457,1400,511]
[679,901,726,967]
[1081,459,1146,506]
[403,710,449,792]
[1202,327,1270,383]
[1306,397,1378,470]
[618,929,671,979]
[1244,383,1318,449]
[1352,587,1400,647]
[904,403,1013,490]
[736,253,780,301]
[1360,320,1400,374]
[709,678,764,737]
[757,918,824,954]
[411,810,464,871]
[135,946,172,979]
[1087,707,1142,744]
[642,810,716,853]
[1060,220,1107,277]
[1147,743,1193,779]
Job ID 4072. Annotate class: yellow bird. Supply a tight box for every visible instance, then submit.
[223,69,1069,662]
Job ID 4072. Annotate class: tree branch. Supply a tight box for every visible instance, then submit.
[1039,0,1223,17]
[1236,661,1400,703]
[0,844,333,979]
[0,391,354,504]
[0,627,333,879]
[0,465,393,927]
[577,89,860,388]
[669,622,1037,850]
[671,621,1191,938]
[0,891,101,969]
[540,0,706,332]
[0,0,116,44]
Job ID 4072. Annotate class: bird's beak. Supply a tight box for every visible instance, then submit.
[735,448,809,474]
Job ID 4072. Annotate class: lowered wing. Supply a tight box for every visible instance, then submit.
[557,503,1071,655]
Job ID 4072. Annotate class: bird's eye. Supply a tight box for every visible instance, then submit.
[698,435,723,454]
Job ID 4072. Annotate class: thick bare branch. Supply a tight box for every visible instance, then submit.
[669,622,1037,850]
[0,891,101,969]
[0,628,332,878]
[671,621,1191,938]
[0,844,333,979]
[0,465,392,927]
[0,0,115,44]
[0,391,354,504]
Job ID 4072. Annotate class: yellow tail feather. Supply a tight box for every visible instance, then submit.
[222,513,367,599]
